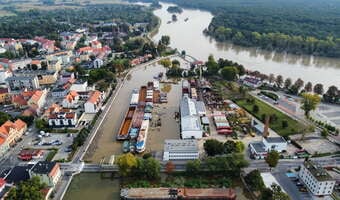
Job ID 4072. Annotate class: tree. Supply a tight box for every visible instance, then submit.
[275,75,283,88]
[282,120,288,128]
[136,157,161,180]
[204,139,224,156]
[165,161,175,174]
[221,66,238,81]
[117,153,138,177]
[171,59,180,67]
[186,160,201,175]
[313,83,324,95]
[321,128,328,138]
[253,104,259,113]
[0,112,11,125]
[159,58,172,68]
[301,93,321,117]
[35,119,48,130]
[260,188,273,200]
[205,54,219,75]
[293,78,304,90]
[284,78,292,89]
[265,150,280,169]
[160,35,170,46]
[323,85,339,103]
[5,176,46,200]
[304,82,313,92]
[235,141,245,153]
[224,140,236,154]
[244,169,265,191]
[268,73,275,84]
[271,184,291,200]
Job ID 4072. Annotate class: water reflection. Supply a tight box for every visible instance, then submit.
[152,2,340,87]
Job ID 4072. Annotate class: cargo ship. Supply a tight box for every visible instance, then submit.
[116,106,136,140]
[136,120,149,153]
[130,89,139,106]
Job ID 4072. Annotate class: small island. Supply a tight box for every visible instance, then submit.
[167,6,183,14]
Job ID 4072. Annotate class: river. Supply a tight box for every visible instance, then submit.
[152,2,340,88]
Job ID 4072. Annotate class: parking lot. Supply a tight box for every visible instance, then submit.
[273,171,312,200]
[29,133,74,161]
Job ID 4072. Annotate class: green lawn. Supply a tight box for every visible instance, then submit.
[235,98,307,136]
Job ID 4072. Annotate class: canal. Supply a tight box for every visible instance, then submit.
[152,2,340,88]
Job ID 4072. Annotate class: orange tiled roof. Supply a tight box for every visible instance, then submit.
[0,137,6,145]
[30,90,44,103]
[12,95,28,106]
[31,60,41,65]
[87,90,101,104]
[14,119,27,130]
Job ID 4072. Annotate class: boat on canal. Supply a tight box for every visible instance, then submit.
[122,141,130,153]
[136,120,149,153]
[116,106,135,140]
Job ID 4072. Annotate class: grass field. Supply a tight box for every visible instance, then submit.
[235,97,307,136]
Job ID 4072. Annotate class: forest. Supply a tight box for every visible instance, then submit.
[160,0,340,57]
[0,4,158,40]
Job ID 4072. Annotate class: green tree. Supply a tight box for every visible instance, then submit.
[159,58,172,68]
[117,153,138,177]
[0,112,11,125]
[253,104,259,113]
[321,128,328,138]
[204,139,224,156]
[235,141,245,153]
[284,78,292,89]
[205,55,219,75]
[5,176,46,200]
[313,83,324,95]
[275,75,283,88]
[35,119,48,130]
[301,93,321,117]
[244,169,265,191]
[186,160,201,175]
[260,188,273,200]
[221,66,238,81]
[265,150,280,169]
[136,157,161,180]
[304,82,313,92]
[271,184,291,200]
[160,35,170,46]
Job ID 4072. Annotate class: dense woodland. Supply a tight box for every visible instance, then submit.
[160,0,340,57]
[0,4,158,40]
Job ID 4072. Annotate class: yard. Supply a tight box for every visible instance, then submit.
[235,97,307,136]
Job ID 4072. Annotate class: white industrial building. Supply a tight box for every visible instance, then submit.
[249,137,287,159]
[180,96,203,139]
[163,139,199,161]
[299,160,336,196]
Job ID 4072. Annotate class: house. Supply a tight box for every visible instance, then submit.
[59,72,75,84]
[70,80,88,92]
[6,75,40,92]
[27,89,47,112]
[0,119,27,146]
[249,137,287,159]
[91,40,102,49]
[43,103,62,119]
[29,161,61,187]
[0,88,9,104]
[180,96,203,139]
[241,76,262,88]
[48,59,61,72]
[0,68,12,84]
[48,111,78,128]
[14,70,58,86]
[299,160,336,196]
[84,90,104,113]
[3,165,33,185]
[163,139,199,161]
[34,37,55,53]
[51,87,68,98]
[0,137,9,157]
[93,58,104,68]
[62,91,79,108]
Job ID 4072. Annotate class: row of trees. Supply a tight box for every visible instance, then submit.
[205,55,245,80]
[249,71,340,104]
[203,139,245,156]
[0,4,158,39]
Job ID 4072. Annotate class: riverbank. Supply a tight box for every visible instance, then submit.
[151,2,340,88]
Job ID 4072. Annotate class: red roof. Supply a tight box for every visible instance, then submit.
[0,178,6,187]
[30,90,44,103]
[12,95,28,106]
[87,90,101,104]
[0,137,6,145]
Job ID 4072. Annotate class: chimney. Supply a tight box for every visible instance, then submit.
[263,115,270,138]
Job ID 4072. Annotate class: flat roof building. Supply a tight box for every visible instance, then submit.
[180,96,203,139]
[299,160,336,196]
[163,139,199,161]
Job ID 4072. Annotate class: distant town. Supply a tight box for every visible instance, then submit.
[0,1,339,200]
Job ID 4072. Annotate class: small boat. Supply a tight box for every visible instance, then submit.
[167,21,171,24]
[129,128,139,139]
[184,18,189,22]
[122,141,130,153]
[129,140,136,153]
[136,120,149,153]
